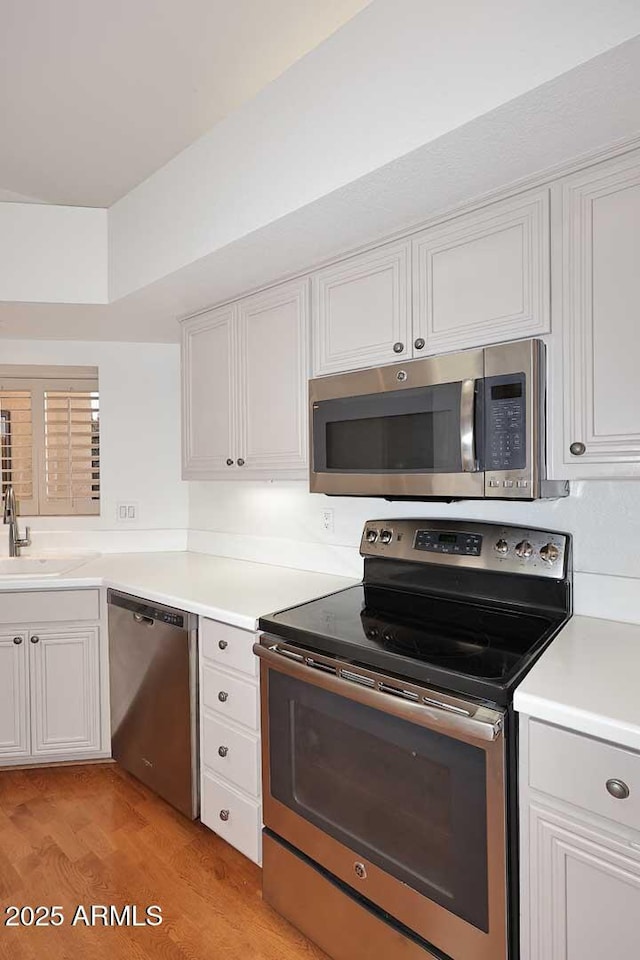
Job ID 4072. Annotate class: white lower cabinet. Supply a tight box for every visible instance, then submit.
[199,617,262,865]
[30,628,100,756]
[520,715,640,959]
[529,803,640,959]
[0,632,29,759]
[0,590,106,766]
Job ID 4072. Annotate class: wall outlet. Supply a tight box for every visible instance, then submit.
[321,508,334,534]
[116,502,138,522]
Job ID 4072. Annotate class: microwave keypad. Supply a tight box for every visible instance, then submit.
[485,373,526,472]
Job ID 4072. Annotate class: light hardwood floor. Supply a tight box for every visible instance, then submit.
[0,763,328,959]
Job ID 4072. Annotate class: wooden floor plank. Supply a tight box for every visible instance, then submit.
[0,764,328,960]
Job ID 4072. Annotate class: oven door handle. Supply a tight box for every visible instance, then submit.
[460,378,477,472]
[254,642,503,744]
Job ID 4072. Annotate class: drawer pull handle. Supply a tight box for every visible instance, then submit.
[219,809,230,822]
[218,745,229,758]
[606,778,630,800]
[218,639,228,650]
[13,636,22,645]
[218,691,229,703]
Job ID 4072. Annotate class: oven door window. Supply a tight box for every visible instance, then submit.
[269,670,489,932]
[312,382,466,473]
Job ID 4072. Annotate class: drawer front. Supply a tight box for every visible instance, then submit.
[201,771,262,864]
[529,720,640,833]
[202,714,260,797]
[202,663,259,731]
[0,590,100,625]
[201,618,258,677]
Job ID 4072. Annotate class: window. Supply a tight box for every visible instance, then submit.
[0,366,99,516]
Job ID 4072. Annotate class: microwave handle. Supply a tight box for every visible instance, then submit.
[460,378,476,472]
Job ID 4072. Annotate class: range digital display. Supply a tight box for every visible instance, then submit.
[438,533,458,544]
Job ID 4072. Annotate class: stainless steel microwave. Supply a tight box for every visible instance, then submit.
[309,339,567,500]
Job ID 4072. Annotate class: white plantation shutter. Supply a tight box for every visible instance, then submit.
[0,387,37,515]
[0,368,99,517]
[42,386,100,515]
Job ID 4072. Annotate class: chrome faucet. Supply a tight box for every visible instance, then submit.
[3,486,31,557]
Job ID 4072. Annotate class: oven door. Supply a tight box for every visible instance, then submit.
[256,639,508,960]
[309,350,484,498]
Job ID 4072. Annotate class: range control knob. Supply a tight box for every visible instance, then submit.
[379,529,393,544]
[539,543,560,564]
[494,539,509,555]
[365,529,378,543]
[515,540,533,559]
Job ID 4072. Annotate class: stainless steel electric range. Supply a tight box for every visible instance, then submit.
[256,519,572,960]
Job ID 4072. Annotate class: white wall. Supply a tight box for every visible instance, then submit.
[0,204,107,303]
[109,0,640,300]
[188,480,640,623]
[1,340,187,554]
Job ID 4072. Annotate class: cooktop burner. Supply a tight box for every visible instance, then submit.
[259,519,571,706]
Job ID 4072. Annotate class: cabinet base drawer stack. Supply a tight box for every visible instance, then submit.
[199,617,262,864]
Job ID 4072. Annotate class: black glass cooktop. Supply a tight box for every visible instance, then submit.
[259,584,565,705]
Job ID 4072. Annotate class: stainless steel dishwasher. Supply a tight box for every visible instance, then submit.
[107,589,199,819]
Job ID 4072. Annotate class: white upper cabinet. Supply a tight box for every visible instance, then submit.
[182,305,235,478]
[412,189,550,354]
[554,149,640,478]
[237,280,309,473]
[181,278,310,479]
[312,240,412,376]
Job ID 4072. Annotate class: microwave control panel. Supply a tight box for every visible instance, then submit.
[484,372,526,472]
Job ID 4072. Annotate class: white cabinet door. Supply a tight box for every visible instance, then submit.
[0,633,29,759]
[312,240,412,375]
[555,150,640,478]
[30,628,101,756]
[529,802,640,960]
[237,278,309,475]
[181,305,237,478]
[413,190,550,353]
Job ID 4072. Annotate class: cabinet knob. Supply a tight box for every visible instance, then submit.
[219,809,230,822]
[218,639,228,650]
[218,691,229,703]
[414,338,425,350]
[226,458,234,466]
[13,636,22,645]
[569,441,586,456]
[30,635,40,644]
[218,745,229,758]
[392,341,404,354]
[606,778,630,800]
[237,458,245,466]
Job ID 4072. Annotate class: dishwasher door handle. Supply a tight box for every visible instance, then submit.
[133,612,154,626]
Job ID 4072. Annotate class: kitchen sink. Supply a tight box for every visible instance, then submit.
[0,555,95,578]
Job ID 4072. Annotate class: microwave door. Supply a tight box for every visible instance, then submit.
[310,378,484,499]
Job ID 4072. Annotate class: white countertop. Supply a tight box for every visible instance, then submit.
[0,551,358,631]
[514,615,640,752]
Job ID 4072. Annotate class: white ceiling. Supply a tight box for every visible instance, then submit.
[0,0,371,207]
[2,36,639,343]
